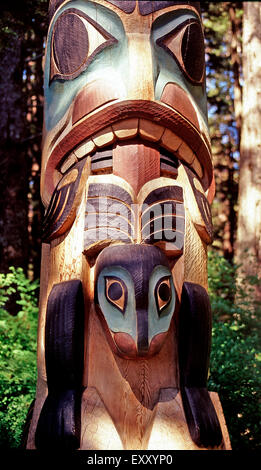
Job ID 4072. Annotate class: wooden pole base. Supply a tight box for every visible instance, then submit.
[80,390,231,450]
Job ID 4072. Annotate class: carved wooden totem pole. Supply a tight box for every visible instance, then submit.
[27,0,231,450]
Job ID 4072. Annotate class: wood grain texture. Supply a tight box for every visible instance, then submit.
[72,80,120,125]
[183,210,208,290]
[178,141,195,164]
[92,126,116,148]
[42,157,90,242]
[106,0,136,13]
[83,304,179,449]
[161,83,200,129]
[112,118,138,140]
[81,387,123,449]
[138,1,201,16]
[139,119,165,142]
[177,164,213,244]
[185,166,213,243]
[191,156,203,179]
[113,141,160,195]
[147,392,231,450]
[52,13,89,76]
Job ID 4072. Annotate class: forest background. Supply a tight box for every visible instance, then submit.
[0,0,260,450]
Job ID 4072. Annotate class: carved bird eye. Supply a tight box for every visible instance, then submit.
[106,277,126,313]
[158,20,205,84]
[156,277,172,314]
[50,9,117,82]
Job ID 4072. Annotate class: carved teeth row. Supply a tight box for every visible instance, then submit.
[60,118,203,179]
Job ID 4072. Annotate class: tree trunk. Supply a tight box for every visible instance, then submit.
[0,33,29,274]
[236,2,261,300]
[229,3,242,146]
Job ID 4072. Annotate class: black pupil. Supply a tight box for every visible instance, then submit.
[158,282,171,302]
[108,282,123,301]
[53,13,89,75]
[181,22,205,82]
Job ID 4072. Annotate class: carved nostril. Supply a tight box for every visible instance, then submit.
[113,332,137,357]
[72,79,121,125]
[148,332,168,356]
[160,83,199,130]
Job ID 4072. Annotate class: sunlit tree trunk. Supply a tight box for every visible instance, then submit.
[236,2,261,299]
[229,3,242,145]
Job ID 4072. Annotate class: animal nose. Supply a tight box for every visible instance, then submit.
[137,309,149,356]
[126,33,155,101]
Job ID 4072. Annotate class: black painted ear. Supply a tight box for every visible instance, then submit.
[178,282,223,448]
[35,389,81,450]
[35,280,85,450]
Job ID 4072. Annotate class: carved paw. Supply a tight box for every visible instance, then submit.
[35,389,81,450]
[181,387,223,448]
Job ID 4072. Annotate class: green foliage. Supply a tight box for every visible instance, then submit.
[202,3,242,259]
[0,267,38,448]
[0,1,48,50]
[208,251,261,450]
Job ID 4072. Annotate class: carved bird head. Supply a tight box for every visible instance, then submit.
[94,244,176,359]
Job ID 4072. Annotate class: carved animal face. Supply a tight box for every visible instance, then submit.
[41,0,212,208]
[94,244,176,358]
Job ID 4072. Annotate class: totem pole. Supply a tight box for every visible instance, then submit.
[27,0,231,450]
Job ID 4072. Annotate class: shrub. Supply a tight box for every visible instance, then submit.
[208,251,261,450]
[0,267,38,448]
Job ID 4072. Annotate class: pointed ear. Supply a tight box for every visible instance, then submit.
[171,255,184,302]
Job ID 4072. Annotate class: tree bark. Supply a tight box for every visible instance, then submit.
[0,33,29,274]
[236,2,261,299]
[229,3,242,146]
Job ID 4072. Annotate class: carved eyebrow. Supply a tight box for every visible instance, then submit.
[138,1,201,16]
[106,0,136,13]
[49,0,201,23]
[105,1,201,16]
